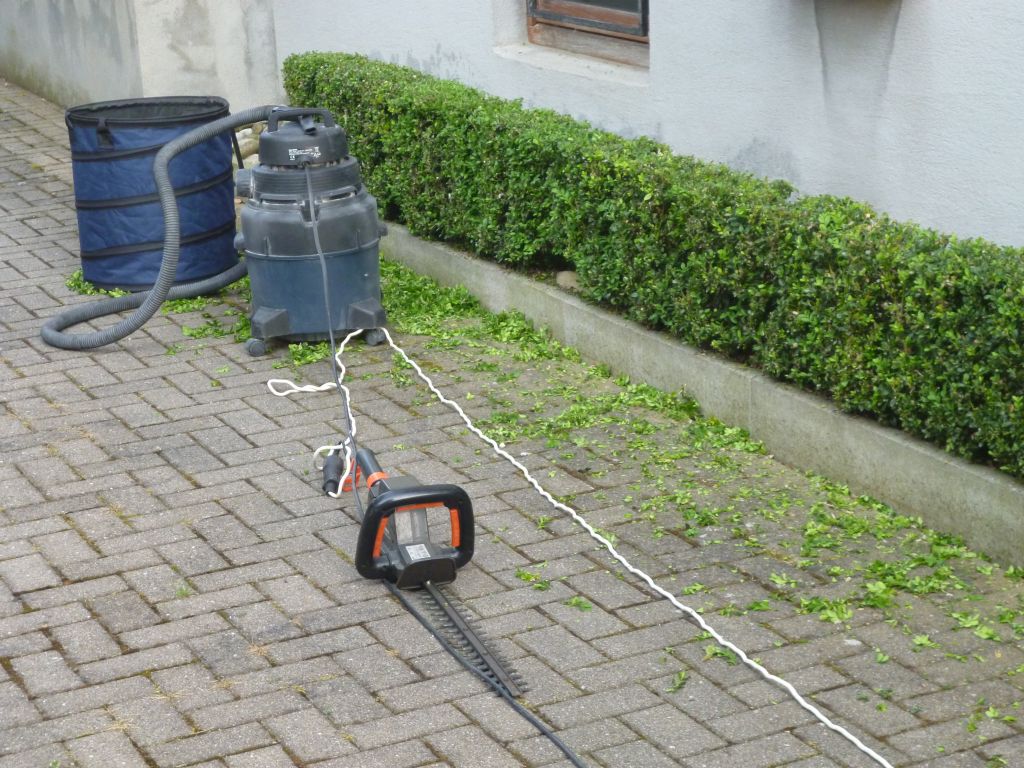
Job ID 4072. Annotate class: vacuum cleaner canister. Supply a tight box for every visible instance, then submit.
[235,108,387,355]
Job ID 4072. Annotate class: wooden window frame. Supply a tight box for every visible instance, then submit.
[527,0,649,67]
[528,0,649,41]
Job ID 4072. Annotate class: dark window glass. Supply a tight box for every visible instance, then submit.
[528,0,649,40]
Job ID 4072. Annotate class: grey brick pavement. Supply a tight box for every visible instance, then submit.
[1,76,1023,767]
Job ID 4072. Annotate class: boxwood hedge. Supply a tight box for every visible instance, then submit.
[283,52,1024,479]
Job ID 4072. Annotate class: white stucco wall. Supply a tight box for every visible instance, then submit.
[0,0,143,107]
[273,0,1024,247]
[0,0,281,110]
[133,0,282,109]
[5,1,1021,245]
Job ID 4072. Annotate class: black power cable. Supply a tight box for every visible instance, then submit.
[302,164,590,768]
[385,581,589,768]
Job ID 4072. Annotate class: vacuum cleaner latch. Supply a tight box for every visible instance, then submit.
[348,448,474,589]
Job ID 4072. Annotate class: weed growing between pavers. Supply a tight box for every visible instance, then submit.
[72,259,1024,755]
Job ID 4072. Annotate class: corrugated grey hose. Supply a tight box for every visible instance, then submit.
[41,104,277,350]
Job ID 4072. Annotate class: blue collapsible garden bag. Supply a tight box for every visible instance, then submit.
[66,96,238,290]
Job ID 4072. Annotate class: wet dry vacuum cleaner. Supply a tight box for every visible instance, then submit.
[235,108,387,355]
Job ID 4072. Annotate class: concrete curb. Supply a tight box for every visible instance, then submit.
[382,224,1024,566]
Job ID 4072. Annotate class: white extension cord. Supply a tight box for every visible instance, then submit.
[267,326,895,768]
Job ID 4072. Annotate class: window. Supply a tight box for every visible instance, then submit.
[528,0,648,39]
[527,0,649,67]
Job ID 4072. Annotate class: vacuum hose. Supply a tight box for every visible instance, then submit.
[41,104,278,350]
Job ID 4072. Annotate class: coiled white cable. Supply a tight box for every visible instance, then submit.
[267,328,363,497]
[271,325,895,768]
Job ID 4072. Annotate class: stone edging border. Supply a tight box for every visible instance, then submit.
[381,223,1024,567]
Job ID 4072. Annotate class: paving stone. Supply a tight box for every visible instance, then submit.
[146,722,274,767]
[121,613,229,650]
[189,559,295,592]
[223,745,296,767]
[300,598,405,635]
[710,698,821,744]
[322,578,395,610]
[792,722,906,768]
[0,552,61,592]
[451,693,537,745]
[809,684,922,738]
[253,509,343,541]
[377,670,485,713]
[49,618,118,663]
[976,734,1024,763]
[514,624,607,670]
[219,492,294,527]
[834,653,942,701]
[594,617,703,660]
[288,547,362,588]
[10,649,81,695]
[729,663,850,709]
[266,706,357,762]
[307,739,438,768]
[427,724,523,768]
[0,680,41,729]
[30,528,98,565]
[223,533,324,566]
[189,628,271,676]
[0,477,44,508]
[0,708,112,754]
[346,703,469,749]
[0,602,90,640]
[689,731,818,768]
[89,589,161,634]
[149,663,235,712]
[66,508,132,542]
[885,716,1015,762]
[158,537,230,575]
[192,688,306,730]
[122,563,186,602]
[566,568,651,610]
[540,597,630,640]
[333,641,422,691]
[67,730,149,768]
[568,649,674,693]
[305,674,390,726]
[35,675,153,718]
[78,642,194,683]
[108,694,193,747]
[0,744,74,768]
[590,738,682,768]
[0,540,33,564]
[226,600,304,644]
[193,513,261,550]
[906,753,989,768]
[157,584,263,620]
[23,573,126,610]
[259,573,334,615]
[473,607,553,640]
[540,684,662,729]
[267,625,372,664]
[95,524,196,556]
[59,548,164,581]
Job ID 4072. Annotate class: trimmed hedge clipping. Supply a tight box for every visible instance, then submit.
[283,52,1024,480]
